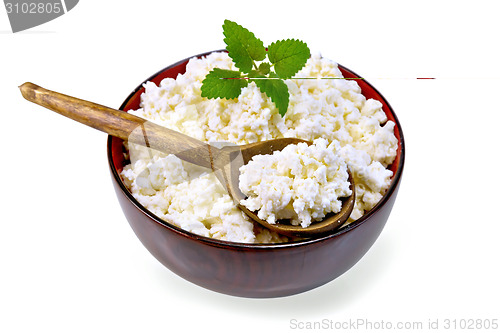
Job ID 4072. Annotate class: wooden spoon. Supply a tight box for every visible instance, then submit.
[19,82,354,237]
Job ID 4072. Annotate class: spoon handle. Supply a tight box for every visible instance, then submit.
[19,82,214,169]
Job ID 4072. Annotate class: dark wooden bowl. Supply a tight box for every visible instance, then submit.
[107,51,405,298]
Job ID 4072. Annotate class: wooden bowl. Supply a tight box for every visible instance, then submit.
[107,50,405,298]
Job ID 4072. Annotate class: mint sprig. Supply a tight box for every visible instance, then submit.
[201,19,310,117]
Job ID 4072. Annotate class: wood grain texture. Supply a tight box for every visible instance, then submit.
[19,82,214,168]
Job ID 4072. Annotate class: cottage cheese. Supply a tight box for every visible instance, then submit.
[120,52,398,243]
[239,138,351,227]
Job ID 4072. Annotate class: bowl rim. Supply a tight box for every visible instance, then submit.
[107,50,405,250]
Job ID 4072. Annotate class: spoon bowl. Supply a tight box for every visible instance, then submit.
[215,139,355,238]
[19,82,354,237]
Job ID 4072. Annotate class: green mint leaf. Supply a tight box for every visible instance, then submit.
[258,62,271,75]
[254,78,289,117]
[201,68,247,99]
[267,39,310,79]
[223,19,266,73]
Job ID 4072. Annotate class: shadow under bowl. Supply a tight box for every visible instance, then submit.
[107,50,405,298]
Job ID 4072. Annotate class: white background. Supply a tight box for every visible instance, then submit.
[1,1,499,332]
